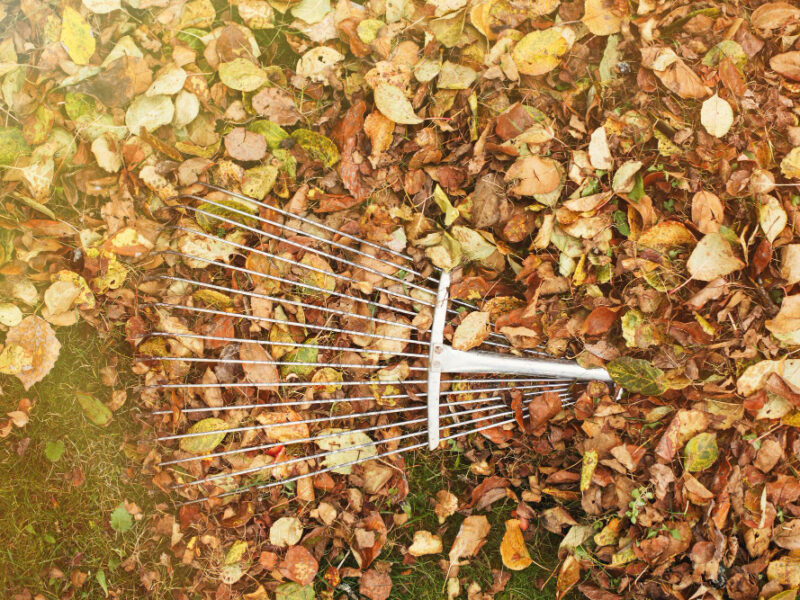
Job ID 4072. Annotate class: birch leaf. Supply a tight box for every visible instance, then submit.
[61,7,96,65]
[687,233,744,281]
[374,84,423,125]
[700,94,734,138]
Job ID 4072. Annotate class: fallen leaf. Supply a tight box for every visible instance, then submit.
[360,569,391,600]
[452,311,491,351]
[684,432,718,472]
[373,84,423,125]
[700,94,734,138]
[691,190,724,234]
[449,515,491,566]
[759,195,787,243]
[60,7,96,65]
[280,546,318,586]
[408,530,443,556]
[588,127,613,170]
[583,0,623,36]
[499,519,532,571]
[687,232,745,281]
[179,418,227,453]
[2,316,60,390]
[269,517,303,547]
[225,127,267,161]
[512,27,575,76]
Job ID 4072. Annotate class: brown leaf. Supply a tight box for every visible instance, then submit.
[528,392,562,431]
[279,546,318,585]
[691,190,725,234]
[360,569,392,600]
[224,127,267,161]
[771,51,800,81]
[251,87,301,125]
[505,156,561,196]
[580,306,619,336]
[449,515,491,566]
[239,342,279,393]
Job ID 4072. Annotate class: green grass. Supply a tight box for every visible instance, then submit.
[0,322,186,598]
[1,323,571,598]
[332,448,567,600]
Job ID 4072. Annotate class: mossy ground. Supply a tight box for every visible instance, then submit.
[0,322,186,598]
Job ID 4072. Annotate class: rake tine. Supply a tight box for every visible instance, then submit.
[140,356,429,372]
[156,275,421,331]
[143,376,571,391]
[150,382,573,415]
[179,395,561,505]
[158,249,420,319]
[157,390,572,467]
[145,331,427,359]
[173,202,436,298]
[142,302,427,345]
[170,225,434,308]
[198,183,418,264]
[168,396,557,489]
[178,192,430,282]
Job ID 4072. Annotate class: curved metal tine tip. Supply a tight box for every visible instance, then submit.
[173,200,436,299]
[158,390,573,469]
[169,224,434,308]
[178,395,567,505]
[194,183,417,264]
[154,248,420,320]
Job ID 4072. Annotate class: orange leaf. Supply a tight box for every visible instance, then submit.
[500,519,532,571]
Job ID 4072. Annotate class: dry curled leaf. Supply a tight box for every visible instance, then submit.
[2,316,60,390]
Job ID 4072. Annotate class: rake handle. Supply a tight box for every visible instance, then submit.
[425,271,612,450]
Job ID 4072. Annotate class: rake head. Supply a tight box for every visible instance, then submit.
[135,183,611,505]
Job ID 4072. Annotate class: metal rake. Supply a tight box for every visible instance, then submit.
[135,183,611,504]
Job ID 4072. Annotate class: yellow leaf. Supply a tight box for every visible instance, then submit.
[374,84,423,125]
[583,0,623,35]
[700,94,734,138]
[686,232,744,281]
[512,27,575,76]
[500,519,532,571]
[580,449,598,492]
[556,555,581,599]
[60,7,96,65]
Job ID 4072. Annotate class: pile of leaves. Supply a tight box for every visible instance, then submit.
[8,0,800,597]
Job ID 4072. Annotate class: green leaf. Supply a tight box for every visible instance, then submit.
[433,185,459,227]
[76,392,113,427]
[247,120,289,149]
[290,128,340,167]
[110,504,133,533]
[0,127,30,165]
[179,417,228,454]
[96,569,108,597]
[45,439,65,462]
[195,197,259,232]
[606,357,668,395]
[684,432,718,472]
[276,582,315,600]
[280,342,318,378]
